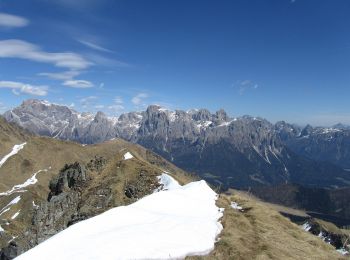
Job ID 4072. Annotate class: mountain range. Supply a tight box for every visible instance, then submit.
[4,99,350,190]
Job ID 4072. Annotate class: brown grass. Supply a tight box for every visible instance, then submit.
[187,192,345,260]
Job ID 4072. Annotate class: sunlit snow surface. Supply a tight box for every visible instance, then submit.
[123,152,134,160]
[231,202,243,211]
[301,222,312,232]
[156,173,182,191]
[0,196,21,217]
[0,143,26,168]
[16,174,223,260]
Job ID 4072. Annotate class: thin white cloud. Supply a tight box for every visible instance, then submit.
[108,104,124,114]
[0,81,48,96]
[235,80,258,95]
[80,96,97,102]
[80,96,97,109]
[0,13,29,28]
[114,96,123,105]
[108,96,124,114]
[63,80,94,88]
[78,39,113,53]
[0,39,92,70]
[94,104,104,109]
[132,93,148,105]
[38,70,81,81]
[86,53,130,67]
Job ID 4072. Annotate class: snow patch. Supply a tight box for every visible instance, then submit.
[0,143,26,168]
[231,202,243,211]
[0,196,21,216]
[337,248,349,255]
[197,121,213,129]
[123,152,133,160]
[16,177,223,260]
[218,121,233,127]
[32,201,39,209]
[301,222,312,232]
[0,168,49,196]
[11,210,20,220]
[155,173,182,192]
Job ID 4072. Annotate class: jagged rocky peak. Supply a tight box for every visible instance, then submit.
[93,111,108,122]
[48,162,88,201]
[118,111,143,123]
[300,124,314,137]
[215,109,229,122]
[333,123,350,130]
[190,108,212,121]
[275,121,301,140]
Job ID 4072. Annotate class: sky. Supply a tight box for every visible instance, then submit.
[0,0,349,126]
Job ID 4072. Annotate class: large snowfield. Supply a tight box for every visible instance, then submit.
[16,174,223,260]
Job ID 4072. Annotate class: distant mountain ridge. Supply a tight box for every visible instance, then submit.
[276,121,350,169]
[4,99,350,189]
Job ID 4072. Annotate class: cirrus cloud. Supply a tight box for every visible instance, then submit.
[38,70,81,81]
[131,93,148,105]
[0,39,92,70]
[0,13,29,28]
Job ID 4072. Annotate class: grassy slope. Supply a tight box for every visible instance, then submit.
[188,192,345,260]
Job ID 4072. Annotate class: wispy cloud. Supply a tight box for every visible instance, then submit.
[114,96,124,105]
[0,81,48,96]
[38,70,81,81]
[78,39,113,53]
[0,13,29,28]
[86,53,130,67]
[94,104,104,109]
[131,93,148,105]
[0,39,92,70]
[108,96,125,114]
[63,80,94,88]
[80,96,98,109]
[235,80,258,95]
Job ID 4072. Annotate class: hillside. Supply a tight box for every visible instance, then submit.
[250,184,350,223]
[188,192,346,260]
[0,118,192,258]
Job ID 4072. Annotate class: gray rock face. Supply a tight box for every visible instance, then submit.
[3,100,119,144]
[276,123,350,169]
[4,99,350,189]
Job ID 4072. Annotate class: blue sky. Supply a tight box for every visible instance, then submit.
[0,0,349,126]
